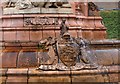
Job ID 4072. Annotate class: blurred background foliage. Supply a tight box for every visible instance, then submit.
[100,10,120,39]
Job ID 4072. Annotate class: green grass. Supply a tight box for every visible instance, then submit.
[100,10,120,39]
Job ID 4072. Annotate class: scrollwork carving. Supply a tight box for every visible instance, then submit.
[24,17,59,26]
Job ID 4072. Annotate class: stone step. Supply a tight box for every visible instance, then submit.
[1,40,120,47]
[0,66,120,83]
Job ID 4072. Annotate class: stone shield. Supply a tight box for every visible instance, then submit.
[58,43,80,67]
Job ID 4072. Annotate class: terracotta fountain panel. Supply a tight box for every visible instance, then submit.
[3,31,16,41]
[17,31,30,41]
[42,30,55,39]
[17,50,38,68]
[1,51,18,68]
[11,18,24,27]
[30,31,42,41]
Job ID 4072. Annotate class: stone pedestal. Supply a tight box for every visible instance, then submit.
[0,2,107,42]
[1,14,106,42]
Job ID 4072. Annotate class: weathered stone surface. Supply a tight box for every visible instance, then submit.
[113,40,120,44]
[68,19,77,27]
[0,3,2,16]
[29,68,70,76]
[76,29,82,38]
[39,76,70,82]
[3,47,21,51]
[109,74,119,82]
[42,30,55,39]
[4,31,16,41]
[111,49,120,64]
[1,51,18,68]
[7,68,28,75]
[118,74,120,81]
[28,76,70,84]
[118,50,120,64]
[72,70,96,75]
[102,39,114,44]
[0,31,3,42]
[102,74,109,82]
[2,19,12,27]
[90,40,103,44]
[41,8,72,14]
[17,51,38,68]
[69,30,77,37]
[108,65,119,73]
[38,51,56,65]
[82,31,93,40]
[28,69,71,82]
[3,8,72,14]
[72,75,104,82]
[0,67,119,83]
[28,77,40,83]
[20,42,37,47]
[41,8,58,14]
[4,42,21,47]
[11,18,23,27]
[90,45,117,50]
[95,49,114,65]
[17,31,29,41]
[59,8,73,14]
[30,31,42,41]
[55,30,60,38]
[28,68,41,76]
[85,19,95,28]
[93,31,106,40]
[3,8,14,14]
[6,76,27,83]
[0,68,8,76]
[0,77,6,84]
[4,8,40,14]
[0,55,1,68]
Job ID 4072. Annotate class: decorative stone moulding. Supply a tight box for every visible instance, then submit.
[1,14,106,40]
[0,65,119,83]
[3,8,73,14]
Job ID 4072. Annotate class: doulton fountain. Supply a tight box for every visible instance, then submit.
[0,0,120,83]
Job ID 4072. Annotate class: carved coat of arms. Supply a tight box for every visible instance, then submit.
[57,39,80,67]
[37,20,98,71]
